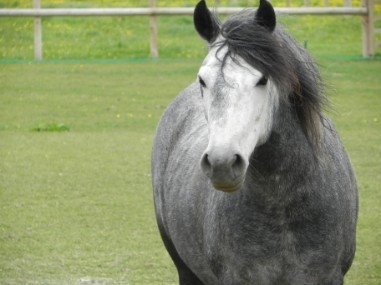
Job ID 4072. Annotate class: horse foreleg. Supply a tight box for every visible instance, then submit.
[156,221,205,284]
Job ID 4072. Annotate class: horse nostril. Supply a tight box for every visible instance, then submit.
[201,151,246,180]
[201,153,212,178]
[231,154,245,178]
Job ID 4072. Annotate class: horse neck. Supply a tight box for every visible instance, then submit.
[241,103,322,218]
[248,102,318,181]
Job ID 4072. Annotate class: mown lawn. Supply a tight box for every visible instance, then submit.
[1,0,380,283]
[0,59,380,284]
[0,61,196,285]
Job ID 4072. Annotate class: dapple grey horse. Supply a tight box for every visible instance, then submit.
[152,1,358,284]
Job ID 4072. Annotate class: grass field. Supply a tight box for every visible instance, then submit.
[0,14,371,60]
[1,0,380,60]
[1,59,381,284]
[0,13,377,60]
[1,0,381,284]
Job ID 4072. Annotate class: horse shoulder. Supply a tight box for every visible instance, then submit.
[321,118,358,271]
[152,82,207,219]
[152,82,202,175]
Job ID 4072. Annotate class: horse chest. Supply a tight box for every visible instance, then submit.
[200,194,333,284]
[204,228,296,284]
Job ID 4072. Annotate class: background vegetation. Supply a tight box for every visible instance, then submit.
[0,0,366,8]
[1,0,380,284]
[1,0,379,60]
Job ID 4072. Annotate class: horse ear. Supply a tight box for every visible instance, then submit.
[194,0,220,42]
[255,0,276,32]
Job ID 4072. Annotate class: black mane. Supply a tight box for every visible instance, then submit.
[212,10,327,149]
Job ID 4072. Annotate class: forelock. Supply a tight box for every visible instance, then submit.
[207,10,327,151]
[211,10,293,92]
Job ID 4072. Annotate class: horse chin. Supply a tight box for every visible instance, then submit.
[212,179,244,193]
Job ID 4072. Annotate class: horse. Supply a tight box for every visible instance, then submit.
[151,0,358,284]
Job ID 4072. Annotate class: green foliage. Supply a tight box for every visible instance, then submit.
[0,15,367,60]
[0,0,365,8]
[0,0,377,60]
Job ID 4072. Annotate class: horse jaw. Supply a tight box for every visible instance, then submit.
[198,44,279,192]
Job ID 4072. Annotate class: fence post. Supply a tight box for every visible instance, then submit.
[149,0,158,58]
[33,0,42,60]
[362,0,374,57]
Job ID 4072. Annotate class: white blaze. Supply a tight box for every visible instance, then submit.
[198,43,279,170]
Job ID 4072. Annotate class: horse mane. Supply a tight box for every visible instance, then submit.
[211,10,327,150]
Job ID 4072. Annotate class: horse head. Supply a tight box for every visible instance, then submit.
[194,0,280,192]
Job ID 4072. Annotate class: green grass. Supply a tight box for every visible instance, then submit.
[0,0,365,9]
[0,61,200,285]
[0,1,380,283]
[0,14,375,60]
[0,0,378,60]
[323,60,381,285]
[0,59,380,284]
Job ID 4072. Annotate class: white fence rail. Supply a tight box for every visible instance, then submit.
[0,7,369,17]
[0,0,375,60]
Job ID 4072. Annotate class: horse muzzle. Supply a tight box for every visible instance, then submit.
[200,148,248,193]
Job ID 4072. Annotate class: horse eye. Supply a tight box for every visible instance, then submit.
[199,77,207,88]
[256,76,268,86]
